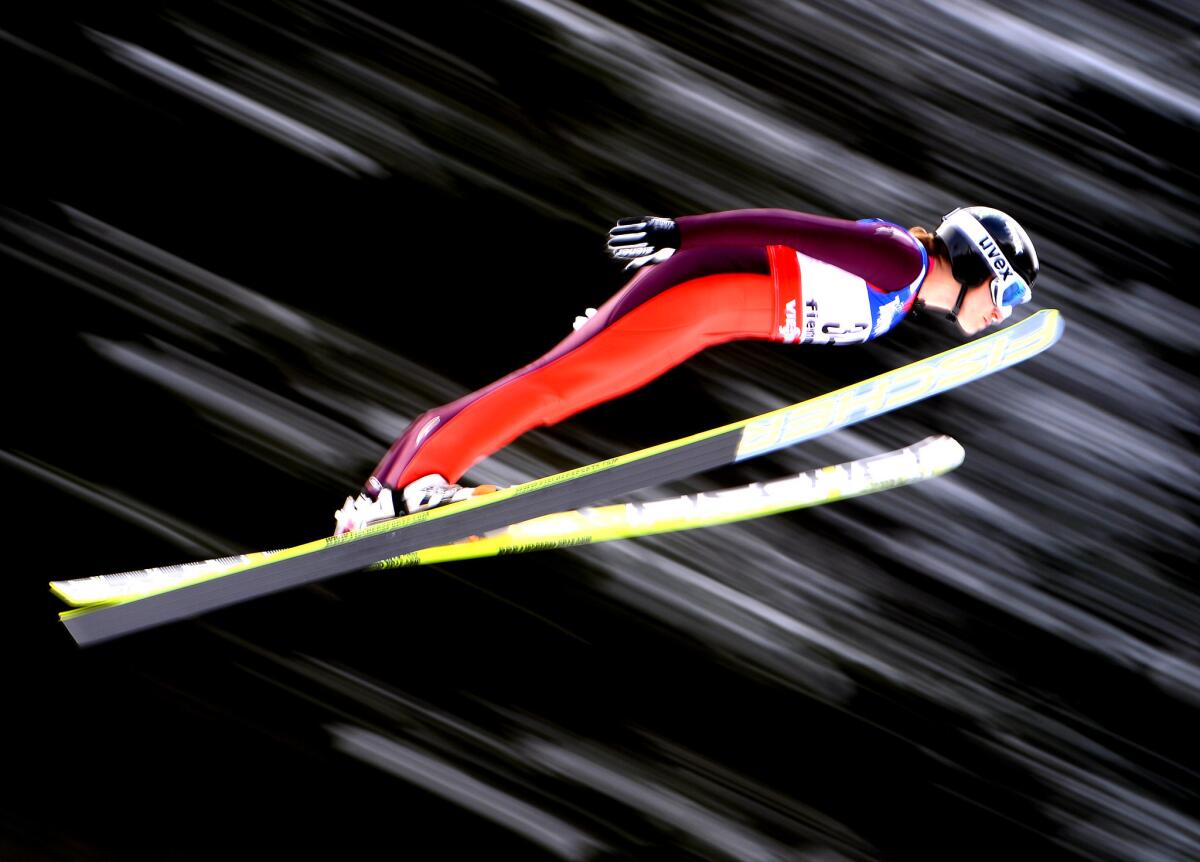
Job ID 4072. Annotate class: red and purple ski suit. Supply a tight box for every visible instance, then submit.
[370,208,930,493]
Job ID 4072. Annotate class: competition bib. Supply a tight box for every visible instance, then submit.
[783,254,874,345]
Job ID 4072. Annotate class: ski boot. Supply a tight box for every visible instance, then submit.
[333,477,397,536]
[400,473,501,515]
[333,475,501,536]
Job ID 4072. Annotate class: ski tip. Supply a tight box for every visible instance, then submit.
[921,434,966,471]
[1033,307,1064,343]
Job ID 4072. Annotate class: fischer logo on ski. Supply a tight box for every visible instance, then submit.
[737,308,1060,458]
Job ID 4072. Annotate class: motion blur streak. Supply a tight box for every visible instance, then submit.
[90,31,386,177]
[0,449,228,557]
[508,0,938,215]
[932,0,1200,122]
[999,734,1200,860]
[4,0,1196,858]
[521,738,805,861]
[330,724,606,860]
[280,651,871,859]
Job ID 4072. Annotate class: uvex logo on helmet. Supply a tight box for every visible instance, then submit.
[978,236,1015,282]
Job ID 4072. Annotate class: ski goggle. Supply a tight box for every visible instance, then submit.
[942,209,1032,308]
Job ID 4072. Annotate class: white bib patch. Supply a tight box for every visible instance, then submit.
[792,253,874,345]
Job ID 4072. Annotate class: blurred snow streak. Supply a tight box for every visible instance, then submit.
[4,0,1197,858]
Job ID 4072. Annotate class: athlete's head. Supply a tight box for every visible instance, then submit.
[911,207,1039,335]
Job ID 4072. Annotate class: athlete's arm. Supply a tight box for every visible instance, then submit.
[677,208,925,291]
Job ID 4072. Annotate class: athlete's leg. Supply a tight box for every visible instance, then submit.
[372,248,776,491]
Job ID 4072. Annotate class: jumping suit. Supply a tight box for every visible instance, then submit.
[369,209,929,493]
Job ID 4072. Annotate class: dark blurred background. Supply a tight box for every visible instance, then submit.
[2,1,1197,859]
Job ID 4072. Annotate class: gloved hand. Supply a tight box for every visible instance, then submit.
[606,216,680,270]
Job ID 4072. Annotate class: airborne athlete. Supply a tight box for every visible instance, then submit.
[334,207,1040,535]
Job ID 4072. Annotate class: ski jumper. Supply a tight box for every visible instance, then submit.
[370,209,929,493]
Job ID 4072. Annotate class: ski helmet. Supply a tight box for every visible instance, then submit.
[935,207,1039,316]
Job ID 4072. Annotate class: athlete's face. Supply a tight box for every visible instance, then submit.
[955,280,1007,336]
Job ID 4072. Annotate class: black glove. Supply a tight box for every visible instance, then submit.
[606,216,680,270]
